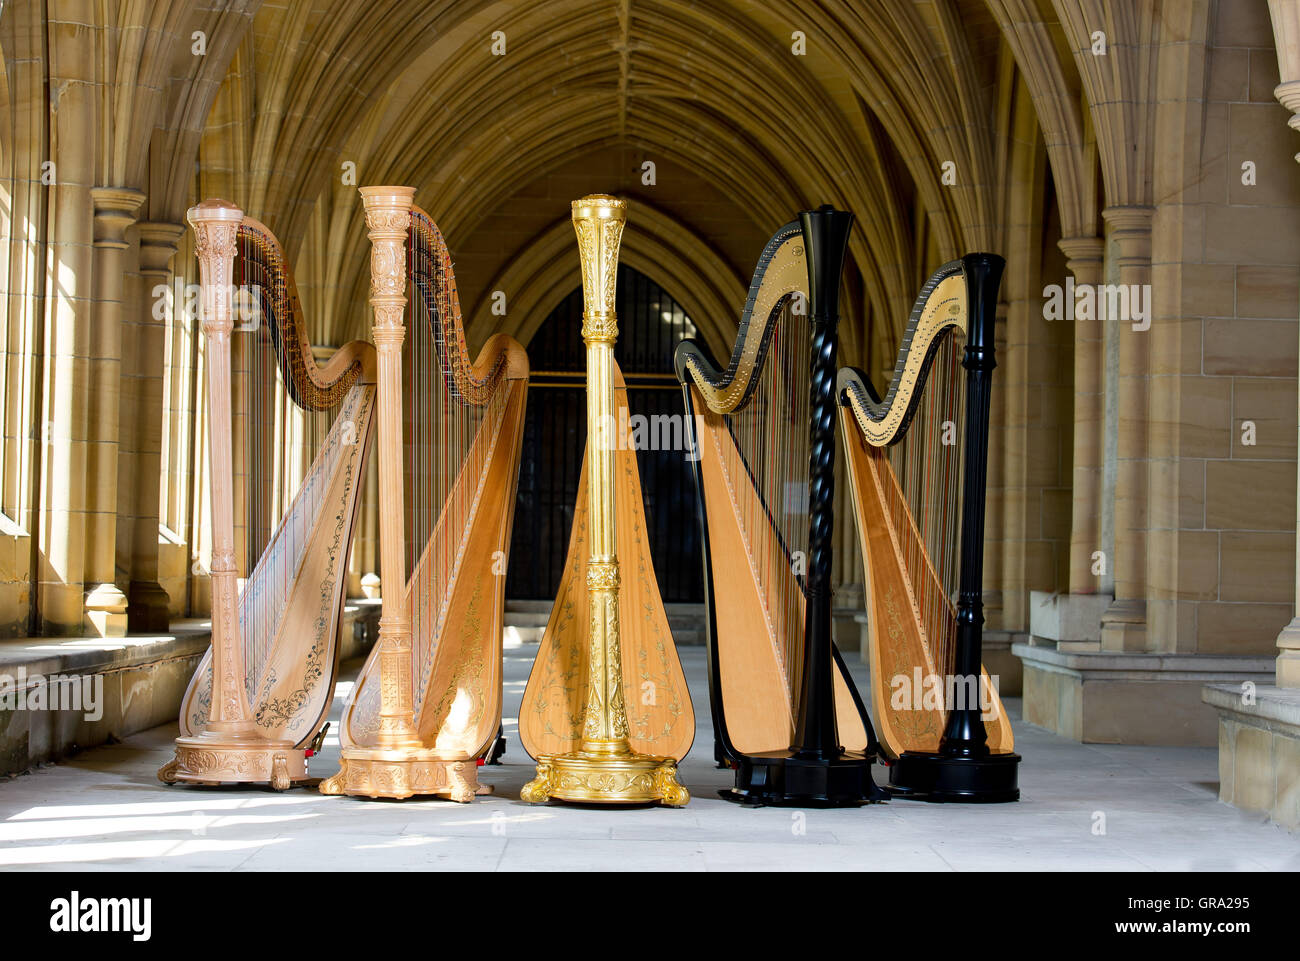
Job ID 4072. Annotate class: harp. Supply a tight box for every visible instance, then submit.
[838,253,1020,802]
[161,200,377,789]
[321,187,529,802]
[519,195,692,806]
[675,206,884,806]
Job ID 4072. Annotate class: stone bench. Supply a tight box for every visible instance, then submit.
[0,599,381,777]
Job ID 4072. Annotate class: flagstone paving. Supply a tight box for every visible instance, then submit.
[1,646,1295,871]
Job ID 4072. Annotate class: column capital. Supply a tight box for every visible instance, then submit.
[1058,235,1105,286]
[1057,235,1105,268]
[1101,204,1155,232]
[1102,205,1155,269]
[136,221,186,276]
[90,187,146,249]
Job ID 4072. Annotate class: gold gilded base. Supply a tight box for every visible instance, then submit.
[319,748,483,802]
[158,735,307,790]
[521,741,689,806]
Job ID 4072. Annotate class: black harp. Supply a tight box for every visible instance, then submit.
[676,205,886,807]
[838,252,1020,802]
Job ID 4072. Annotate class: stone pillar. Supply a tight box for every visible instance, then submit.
[1059,236,1107,595]
[83,187,145,636]
[1099,205,1155,652]
[124,221,186,632]
[1269,0,1300,687]
[37,7,99,634]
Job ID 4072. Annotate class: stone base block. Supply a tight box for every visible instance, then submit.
[0,599,382,778]
[1278,649,1300,689]
[1029,591,1111,650]
[1203,684,1300,830]
[1014,643,1274,746]
[0,624,211,775]
[984,631,1024,697]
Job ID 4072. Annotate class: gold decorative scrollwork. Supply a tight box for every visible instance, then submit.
[842,270,967,447]
[681,226,806,414]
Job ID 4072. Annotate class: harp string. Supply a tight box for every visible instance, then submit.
[719,298,810,702]
[232,224,341,702]
[873,327,966,683]
[404,211,509,716]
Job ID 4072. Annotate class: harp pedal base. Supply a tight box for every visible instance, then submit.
[521,748,690,807]
[318,751,480,802]
[722,750,889,808]
[160,737,307,791]
[886,750,1021,804]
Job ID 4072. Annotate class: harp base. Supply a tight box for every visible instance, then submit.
[521,745,690,807]
[160,735,306,790]
[318,750,480,802]
[722,750,888,808]
[887,750,1021,803]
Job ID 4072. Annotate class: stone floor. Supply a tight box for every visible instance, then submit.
[0,644,1296,871]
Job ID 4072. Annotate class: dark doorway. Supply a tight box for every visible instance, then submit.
[507,265,703,603]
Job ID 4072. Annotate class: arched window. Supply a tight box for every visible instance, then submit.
[507,265,702,603]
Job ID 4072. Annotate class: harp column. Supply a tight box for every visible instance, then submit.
[520,195,688,806]
[162,201,302,788]
[360,187,421,750]
[321,187,480,803]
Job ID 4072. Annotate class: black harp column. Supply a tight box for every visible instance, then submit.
[733,205,886,806]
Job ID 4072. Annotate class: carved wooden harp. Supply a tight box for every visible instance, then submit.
[675,208,884,805]
[162,201,377,788]
[838,253,1020,802]
[322,188,529,801]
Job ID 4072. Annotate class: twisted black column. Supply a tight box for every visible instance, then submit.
[937,252,1004,758]
[791,205,854,759]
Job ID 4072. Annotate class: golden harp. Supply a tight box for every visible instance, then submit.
[518,196,694,805]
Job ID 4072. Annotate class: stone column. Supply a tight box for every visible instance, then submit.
[83,187,145,636]
[37,6,100,634]
[1099,205,1155,651]
[1269,0,1300,687]
[124,221,186,632]
[1059,236,1106,595]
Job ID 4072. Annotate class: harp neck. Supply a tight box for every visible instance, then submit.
[839,261,969,446]
[408,207,527,404]
[674,221,804,414]
[236,214,376,405]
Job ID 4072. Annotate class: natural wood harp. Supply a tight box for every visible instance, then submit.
[161,200,377,789]
[675,206,885,806]
[320,188,528,801]
[838,253,1020,802]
